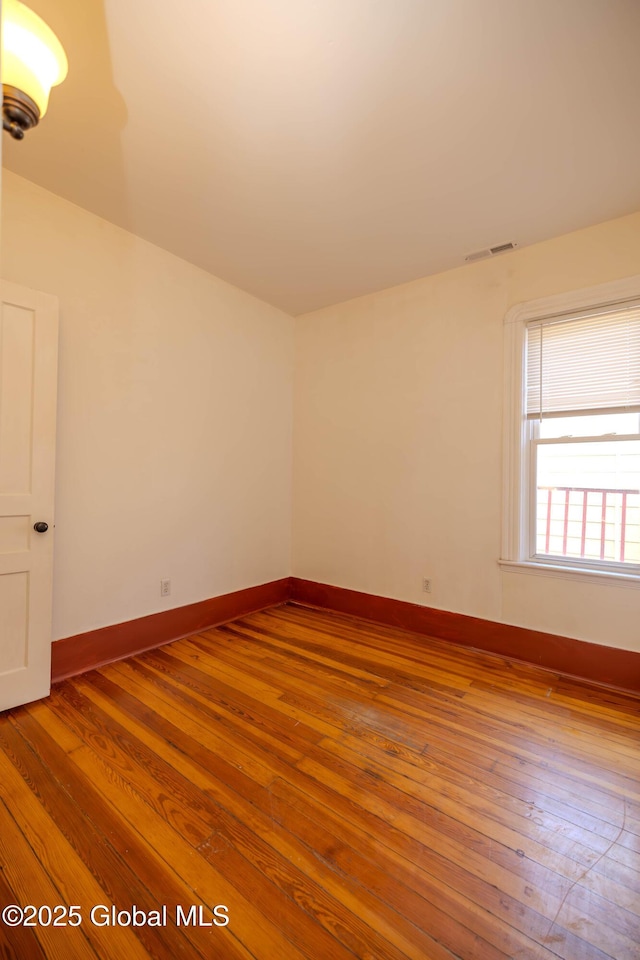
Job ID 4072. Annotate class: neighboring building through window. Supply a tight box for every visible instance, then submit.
[502,278,640,582]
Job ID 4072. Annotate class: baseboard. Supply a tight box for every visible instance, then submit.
[52,575,640,694]
[51,578,290,683]
[289,578,640,695]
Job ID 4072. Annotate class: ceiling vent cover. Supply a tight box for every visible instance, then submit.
[464,241,517,263]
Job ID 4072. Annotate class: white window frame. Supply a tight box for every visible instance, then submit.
[500,274,640,587]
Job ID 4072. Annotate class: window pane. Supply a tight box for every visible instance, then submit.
[539,412,640,439]
[536,439,640,563]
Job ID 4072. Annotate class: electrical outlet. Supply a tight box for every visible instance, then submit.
[423,578,432,593]
[160,578,171,597]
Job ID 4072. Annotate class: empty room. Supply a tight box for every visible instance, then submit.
[1,1,639,958]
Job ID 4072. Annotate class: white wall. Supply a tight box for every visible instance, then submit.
[4,167,639,654]
[293,210,640,652]
[1,171,294,640]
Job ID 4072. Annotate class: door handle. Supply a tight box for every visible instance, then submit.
[33,521,49,533]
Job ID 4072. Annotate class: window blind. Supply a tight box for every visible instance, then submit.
[526,301,640,419]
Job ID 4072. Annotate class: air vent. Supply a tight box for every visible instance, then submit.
[464,248,491,263]
[465,241,517,263]
[490,241,517,255]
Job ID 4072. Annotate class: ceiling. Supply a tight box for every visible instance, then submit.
[4,0,640,316]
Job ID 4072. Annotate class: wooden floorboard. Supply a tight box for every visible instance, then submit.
[0,602,639,959]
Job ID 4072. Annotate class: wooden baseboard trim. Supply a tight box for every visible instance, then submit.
[289,578,640,695]
[51,578,290,683]
[52,575,640,694]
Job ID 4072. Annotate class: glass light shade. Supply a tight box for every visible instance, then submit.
[2,0,68,118]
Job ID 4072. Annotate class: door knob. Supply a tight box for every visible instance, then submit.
[33,521,49,533]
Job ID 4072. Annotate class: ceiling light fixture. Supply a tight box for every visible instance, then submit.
[2,0,68,140]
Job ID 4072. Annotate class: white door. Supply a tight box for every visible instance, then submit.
[0,280,58,711]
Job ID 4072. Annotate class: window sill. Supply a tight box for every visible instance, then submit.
[498,559,640,588]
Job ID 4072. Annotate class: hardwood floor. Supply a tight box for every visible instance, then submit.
[0,603,638,960]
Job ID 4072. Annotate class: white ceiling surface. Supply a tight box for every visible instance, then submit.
[4,0,640,316]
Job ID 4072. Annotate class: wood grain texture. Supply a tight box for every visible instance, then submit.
[51,578,640,694]
[50,578,290,683]
[290,578,640,694]
[3,603,638,959]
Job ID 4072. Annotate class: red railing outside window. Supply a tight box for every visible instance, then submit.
[537,486,640,563]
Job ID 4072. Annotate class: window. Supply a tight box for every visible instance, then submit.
[502,277,640,583]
